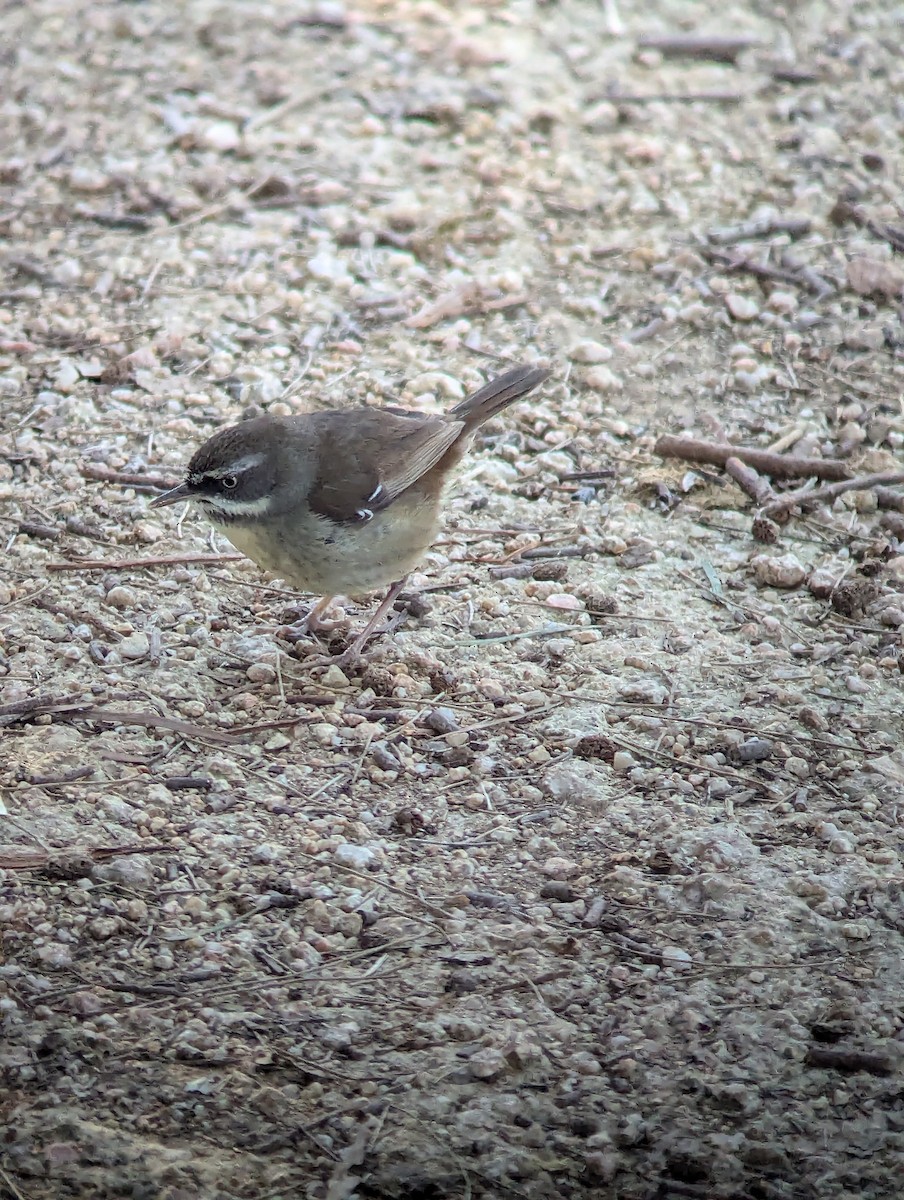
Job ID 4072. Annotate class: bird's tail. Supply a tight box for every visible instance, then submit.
[450,364,550,429]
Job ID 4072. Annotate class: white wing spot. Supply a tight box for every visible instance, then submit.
[355,508,374,522]
[366,483,384,504]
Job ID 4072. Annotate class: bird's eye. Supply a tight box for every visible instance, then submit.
[221,474,238,490]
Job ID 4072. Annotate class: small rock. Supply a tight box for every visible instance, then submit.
[540,881,579,902]
[800,125,844,158]
[612,750,637,772]
[468,1047,506,1080]
[407,371,465,399]
[197,120,241,152]
[101,796,143,824]
[424,707,457,734]
[766,291,797,314]
[53,359,81,392]
[132,520,163,543]
[311,722,340,745]
[541,856,580,879]
[119,631,149,660]
[751,553,806,588]
[817,821,856,853]
[93,857,153,887]
[583,365,623,392]
[582,101,619,131]
[617,678,669,705]
[250,842,286,864]
[661,946,693,968]
[878,606,904,627]
[307,249,352,283]
[320,664,350,688]
[246,662,276,684]
[847,256,904,299]
[600,534,628,555]
[807,568,838,598]
[264,731,291,751]
[87,916,120,940]
[568,340,612,364]
[68,166,111,192]
[733,737,774,763]
[333,843,378,870]
[725,293,760,321]
[105,585,137,610]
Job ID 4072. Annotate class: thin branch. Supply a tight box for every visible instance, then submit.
[761,471,904,518]
[47,553,244,571]
[654,435,851,481]
[724,456,777,506]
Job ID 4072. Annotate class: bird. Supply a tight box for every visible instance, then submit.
[150,362,550,663]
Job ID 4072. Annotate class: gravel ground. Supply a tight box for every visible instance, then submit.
[2,2,904,1198]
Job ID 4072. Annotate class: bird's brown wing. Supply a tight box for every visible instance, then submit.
[306,410,465,524]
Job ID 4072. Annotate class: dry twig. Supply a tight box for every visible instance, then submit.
[48,553,244,571]
[636,34,760,63]
[761,471,904,519]
[81,464,180,489]
[654,435,851,481]
[724,456,777,506]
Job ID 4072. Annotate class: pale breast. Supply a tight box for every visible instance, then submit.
[213,493,441,596]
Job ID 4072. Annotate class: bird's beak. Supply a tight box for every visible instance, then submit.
[149,482,191,509]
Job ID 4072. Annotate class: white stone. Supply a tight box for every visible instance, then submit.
[333,843,378,870]
[583,365,623,391]
[725,293,760,321]
[751,553,806,589]
[568,340,612,364]
[119,631,149,659]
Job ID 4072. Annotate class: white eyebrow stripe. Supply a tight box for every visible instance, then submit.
[204,453,265,479]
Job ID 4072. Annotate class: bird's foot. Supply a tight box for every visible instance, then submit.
[275,596,346,644]
[298,578,412,672]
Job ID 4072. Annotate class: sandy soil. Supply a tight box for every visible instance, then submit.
[2,2,904,1198]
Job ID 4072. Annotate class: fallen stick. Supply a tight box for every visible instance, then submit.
[82,464,180,489]
[636,34,760,63]
[707,214,812,243]
[762,470,904,518]
[700,244,835,296]
[654,435,851,481]
[608,90,744,105]
[47,553,244,571]
[724,456,777,506]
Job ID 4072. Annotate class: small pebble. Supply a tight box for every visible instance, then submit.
[119,631,149,660]
[568,340,612,364]
[583,365,623,391]
[733,737,773,763]
[541,856,580,878]
[333,843,378,870]
[661,946,693,968]
[105,586,137,609]
[725,293,760,321]
[612,750,637,772]
[751,553,807,589]
[424,707,457,733]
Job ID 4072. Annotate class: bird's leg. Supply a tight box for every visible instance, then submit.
[331,577,409,668]
[304,594,340,633]
[278,594,344,644]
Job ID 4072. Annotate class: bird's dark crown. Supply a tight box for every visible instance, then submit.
[183,421,281,519]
